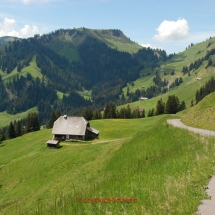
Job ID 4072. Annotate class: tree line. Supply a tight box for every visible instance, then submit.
[147,95,186,117]
[195,77,215,104]
[0,112,40,142]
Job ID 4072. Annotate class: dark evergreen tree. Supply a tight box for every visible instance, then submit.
[56,109,61,119]
[165,95,180,114]
[82,107,93,121]
[47,110,57,128]
[155,99,165,115]
[25,112,40,132]
[141,109,145,118]
[0,129,3,143]
[125,104,132,119]
[15,120,22,137]
[32,113,40,131]
[93,109,102,120]
[8,121,16,139]
[178,101,186,111]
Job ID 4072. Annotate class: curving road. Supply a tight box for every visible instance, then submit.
[167,119,215,137]
[167,119,215,215]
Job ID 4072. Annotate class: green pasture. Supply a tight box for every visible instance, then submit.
[0,107,38,127]
[1,56,43,84]
[1,115,214,214]
[179,91,215,131]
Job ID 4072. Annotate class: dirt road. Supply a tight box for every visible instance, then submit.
[167,119,215,215]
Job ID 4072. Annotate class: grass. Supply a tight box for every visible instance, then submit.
[77,90,92,100]
[118,37,215,115]
[0,115,215,214]
[48,41,80,62]
[0,107,38,127]
[179,91,215,130]
[2,56,43,84]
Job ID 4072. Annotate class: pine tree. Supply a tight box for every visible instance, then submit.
[15,120,22,137]
[47,110,56,128]
[147,109,152,117]
[0,129,3,143]
[125,104,132,118]
[93,109,102,120]
[155,99,165,115]
[165,95,180,114]
[25,112,40,132]
[8,121,16,139]
[32,113,40,131]
[25,113,33,133]
[132,110,138,118]
[82,107,93,121]
[178,101,186,111]
[141,109,145,118]
[56,109,61,119]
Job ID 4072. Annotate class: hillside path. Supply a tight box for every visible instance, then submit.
[167,119,215,215]
[167,119,215,137]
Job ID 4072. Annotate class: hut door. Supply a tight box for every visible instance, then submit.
[66,135,69,140]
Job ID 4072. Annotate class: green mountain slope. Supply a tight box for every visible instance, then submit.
[1,29,215,127]
[179,91,215,130]
[0,29,163,125]
[43,28,141,62]
[120,36,215,115]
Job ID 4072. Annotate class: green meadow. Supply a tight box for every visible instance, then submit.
[1,112,215,214]
[179,91,215,131]
[120,37,215,115]
[0,107,38,127]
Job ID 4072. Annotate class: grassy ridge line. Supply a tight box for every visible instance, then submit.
[180,91,215,130]
[8,116,214,215]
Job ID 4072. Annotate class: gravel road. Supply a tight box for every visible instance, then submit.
[167,119,215,215]
[167,119,215,137]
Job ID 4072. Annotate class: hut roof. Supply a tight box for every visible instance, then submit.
[86,126,99,135]
[46,140,59,145]
[52,116,89,135]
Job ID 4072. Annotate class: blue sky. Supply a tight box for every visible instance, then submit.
[1,0,215,54]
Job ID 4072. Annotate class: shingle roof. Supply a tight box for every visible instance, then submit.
[86,126,99,135]
[46,140,59,145]
[52,116,88,135]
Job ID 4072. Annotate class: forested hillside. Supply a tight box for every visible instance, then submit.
[1,29,215,127]
[0,28,168,124]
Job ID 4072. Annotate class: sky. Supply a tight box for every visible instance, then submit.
[1,0,215,54]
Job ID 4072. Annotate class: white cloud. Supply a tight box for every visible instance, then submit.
[0,18,40,38]
[141,43,152,48]
[154,18,189,42]
[21,0,60,4]
[22,0,50,4]
[141,43,163,50]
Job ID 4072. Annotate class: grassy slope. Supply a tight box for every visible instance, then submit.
[0,107,38,127]
[1,56,43,84]
[179,91,215,130]
[0,114,215,214]
[120,37,215,114]
[47,29,141,63]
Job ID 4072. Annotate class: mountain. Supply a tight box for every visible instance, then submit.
[1,28,215,127]
[0,28,167,124]
[117,36,215,115]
